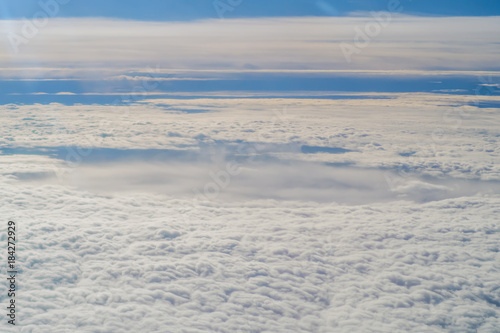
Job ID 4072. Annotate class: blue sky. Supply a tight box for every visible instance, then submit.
[2,0,500,21]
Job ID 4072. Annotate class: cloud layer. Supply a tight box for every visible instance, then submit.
[1,37,500,330]
[1,178,499,332]
[1,16,500,72]
[2,94,499,183]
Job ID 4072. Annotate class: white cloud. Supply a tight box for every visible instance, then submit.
[1,176,499,332]
[1,16,500,72]
[1,90,500,331]
[2,93,499,182]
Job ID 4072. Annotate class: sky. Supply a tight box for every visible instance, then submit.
[1,1,500,332]
[2,0,500,20]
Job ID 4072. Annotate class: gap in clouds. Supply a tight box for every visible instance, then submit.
[3,145,499,204]
[2,73,498,105]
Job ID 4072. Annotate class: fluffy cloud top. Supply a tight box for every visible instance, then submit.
[1,91,499,332]
[1,178,499,332]
[2,94,499,183]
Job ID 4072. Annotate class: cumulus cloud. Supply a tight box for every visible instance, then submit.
[1,176,499,332]
[2,93,500,181]
[1,86,500,331]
